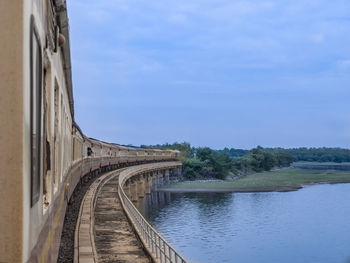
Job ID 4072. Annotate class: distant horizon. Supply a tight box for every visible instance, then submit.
[68,0,350,150]
[135,141,350,151]
[88,137,350,151]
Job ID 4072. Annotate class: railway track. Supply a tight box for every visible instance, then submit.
[95,174,151,263]
[73,169,151,263]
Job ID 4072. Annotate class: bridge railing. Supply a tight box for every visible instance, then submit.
[118,164,186,263]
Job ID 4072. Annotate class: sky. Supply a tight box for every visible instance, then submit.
[67,0,350,149]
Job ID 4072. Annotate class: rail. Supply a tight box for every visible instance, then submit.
[118,164,186,263]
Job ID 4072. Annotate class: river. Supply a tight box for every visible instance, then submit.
[136,183,350,263]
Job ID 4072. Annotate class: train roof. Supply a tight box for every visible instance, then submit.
[86,137,142,150]
[55,0,74,118]
[85,137,177,153]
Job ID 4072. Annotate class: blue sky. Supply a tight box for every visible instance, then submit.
[67,0,350,149]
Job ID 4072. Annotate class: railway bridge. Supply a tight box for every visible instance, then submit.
[71,162,185,263]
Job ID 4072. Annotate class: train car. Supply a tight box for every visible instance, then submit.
[1,1,74,262]
[0,1,179,263]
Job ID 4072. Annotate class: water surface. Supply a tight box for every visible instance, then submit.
[137,184,350,263]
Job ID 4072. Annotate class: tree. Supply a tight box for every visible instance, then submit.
[275,152,294,167]
[182,158,205,180]
[196,147,232,179]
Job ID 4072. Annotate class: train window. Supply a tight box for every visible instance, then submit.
[87,147,92,156]
[30,16,43,206]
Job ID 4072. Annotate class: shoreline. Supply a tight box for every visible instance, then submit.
[158,181,350,194]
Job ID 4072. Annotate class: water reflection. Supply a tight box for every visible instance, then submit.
[137,184,350,263]
[136,191,172,219]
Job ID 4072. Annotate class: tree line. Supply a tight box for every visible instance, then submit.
[141,143,292,180]
[141,143,350,180]
[218,146,350,163]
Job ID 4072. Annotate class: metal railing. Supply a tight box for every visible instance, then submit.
[118,166,186,263]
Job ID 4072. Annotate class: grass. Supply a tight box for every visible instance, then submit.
[293,161,350,166]
[160,169,350,192]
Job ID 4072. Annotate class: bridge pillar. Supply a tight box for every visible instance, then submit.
[168,166,182,183]
[151,172,157,191]
[130,180,138,202]
[164,169,170,185]
[145,173,152,194]
[157,171,164,186]
[137,174,145,198]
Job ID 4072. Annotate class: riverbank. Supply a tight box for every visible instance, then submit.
[292,161,350,171]
[159,169,350,193]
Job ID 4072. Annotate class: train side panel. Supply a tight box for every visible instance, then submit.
[0,1,181,262]
[0,1,26,262]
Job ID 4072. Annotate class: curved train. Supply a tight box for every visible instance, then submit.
[0,1,179,262]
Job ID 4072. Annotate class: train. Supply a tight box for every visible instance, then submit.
[0,1,179,263]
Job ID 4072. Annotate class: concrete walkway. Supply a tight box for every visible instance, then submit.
[74,169,151,263]
[94,175,151,263]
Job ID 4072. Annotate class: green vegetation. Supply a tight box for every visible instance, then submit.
[219,146,350,163]
[161,169,350,192]
[141,142,350,180]
[232,148,294,173]
[141,142,194,158]
[142,143,293,180]
[218,148,249,158]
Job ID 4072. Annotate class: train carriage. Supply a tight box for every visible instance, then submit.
[0,1,180,262]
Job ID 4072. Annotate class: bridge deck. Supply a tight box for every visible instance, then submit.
[94,176,151,263]
[75,169,151,263]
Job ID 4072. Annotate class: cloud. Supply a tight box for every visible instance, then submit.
[67,0,350,148]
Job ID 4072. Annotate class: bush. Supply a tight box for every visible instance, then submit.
[182,158,205,180]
